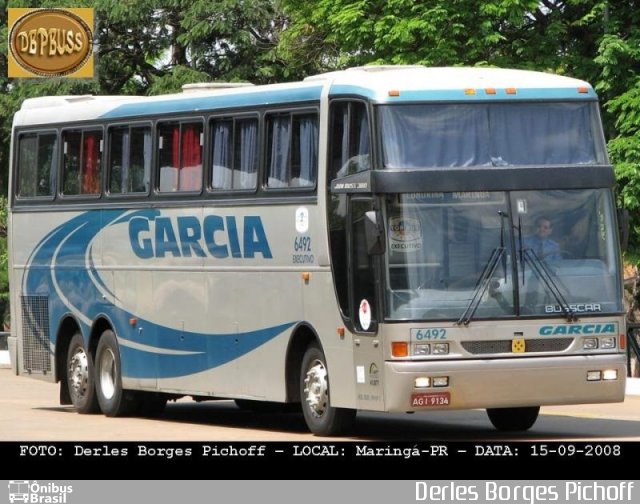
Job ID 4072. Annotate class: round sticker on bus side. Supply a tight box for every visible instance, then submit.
[295,207,309,233]
[359,299,372,331]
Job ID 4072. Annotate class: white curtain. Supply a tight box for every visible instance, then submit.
[268,117,290,188]
[237,119,258,189]
[211,121,232,190]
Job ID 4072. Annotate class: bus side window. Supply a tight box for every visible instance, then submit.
[328,101,370,182]
[17,132,57,198]
[211,117,258,191]
[158,121,203,193]
[108,125,151,194]
[266,111,318,189]
[62,129,102,196]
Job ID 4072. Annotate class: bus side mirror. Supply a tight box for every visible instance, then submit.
[364,210,385,255]
[618,208,630,251]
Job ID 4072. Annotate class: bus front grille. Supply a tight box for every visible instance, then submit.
[461,338,573,355]
[21,296,52,373]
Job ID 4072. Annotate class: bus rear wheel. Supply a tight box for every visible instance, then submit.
[300,344,355,436]
[95,329,135,417]
[66,332,99,414]
[486,406,540,431]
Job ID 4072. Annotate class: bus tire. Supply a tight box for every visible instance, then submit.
[95,329,135,417]
[486,406,540,431]
[66,332,99,414]
[300,344,355,436]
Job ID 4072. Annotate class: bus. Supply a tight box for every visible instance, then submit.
[7,66,626,436]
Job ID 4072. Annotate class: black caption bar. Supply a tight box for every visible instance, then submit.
[3,441,637,479]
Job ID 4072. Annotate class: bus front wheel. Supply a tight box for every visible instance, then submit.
[66,332,99,414]
[486,406,540,431]
[95,329,135,417]
[300,344,355,436]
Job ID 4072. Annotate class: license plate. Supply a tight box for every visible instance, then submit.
[411,392,451,407]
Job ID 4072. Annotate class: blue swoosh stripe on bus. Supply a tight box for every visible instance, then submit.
[119,322,295,379]
[23,209,295,379]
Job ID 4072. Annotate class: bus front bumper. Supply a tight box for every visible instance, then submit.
[383,354,626,412]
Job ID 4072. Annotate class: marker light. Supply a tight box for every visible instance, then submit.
[619,334,626,350]
[415,377,431,388]
[464,88,476,96]
[432,376,449,387]
[583,337,598,350]
[577,87,589,94]
[392,342,409,357]
[506,88,517,95]
[586,371,602,381]
[388,90,400,97]
[603,369,618,381]
[484,88,497,95]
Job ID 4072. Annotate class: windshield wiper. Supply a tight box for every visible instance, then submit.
[522,249,577,322]
[456,247,505,326]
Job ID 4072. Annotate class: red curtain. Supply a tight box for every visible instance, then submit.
[82,133,100,194]
[182,125,202,168]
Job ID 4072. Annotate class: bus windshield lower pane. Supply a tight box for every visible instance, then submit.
[384,189,622,321]
[379,102,607,168]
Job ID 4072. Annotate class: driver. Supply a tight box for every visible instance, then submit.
[523,216,561,260]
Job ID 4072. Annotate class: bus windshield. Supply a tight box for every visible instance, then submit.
[379,102,607,168]
[385,189,622,321]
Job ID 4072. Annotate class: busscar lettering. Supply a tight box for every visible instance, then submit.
[129,215,272,259]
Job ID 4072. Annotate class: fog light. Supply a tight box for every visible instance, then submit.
[586,370,602,381]
[583,338,598,350]
[599,337,616,349]
[603,369,618,380]
[414,344,431,356]
[415,377,431,388]
[433,343,449,355]
[432,376,449,387]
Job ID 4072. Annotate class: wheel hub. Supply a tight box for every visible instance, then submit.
[304,359,328,418]
[68,349,89,399]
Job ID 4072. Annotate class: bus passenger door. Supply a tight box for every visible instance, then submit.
[349,198,385,410]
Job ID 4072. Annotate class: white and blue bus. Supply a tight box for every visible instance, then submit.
[7,66,626,435]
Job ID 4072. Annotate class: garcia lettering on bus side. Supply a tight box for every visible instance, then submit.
[128,215,273,259]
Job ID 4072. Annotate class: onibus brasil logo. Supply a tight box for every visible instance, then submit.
[8,481,72,503]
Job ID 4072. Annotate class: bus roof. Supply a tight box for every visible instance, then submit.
[13,66,596,127]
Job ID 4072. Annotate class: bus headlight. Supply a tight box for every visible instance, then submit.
[414,377,431,388]
[432,343,449,355]
[586,371,602,381]
[414,344,431,356]
[432,376,449,387]
[599,337,616,349]
[583,338,598,350]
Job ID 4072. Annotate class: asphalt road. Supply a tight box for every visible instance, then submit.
[1,368,639,441]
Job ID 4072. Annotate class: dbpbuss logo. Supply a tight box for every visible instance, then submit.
[8,8,94,78]
[8,481,73,504]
